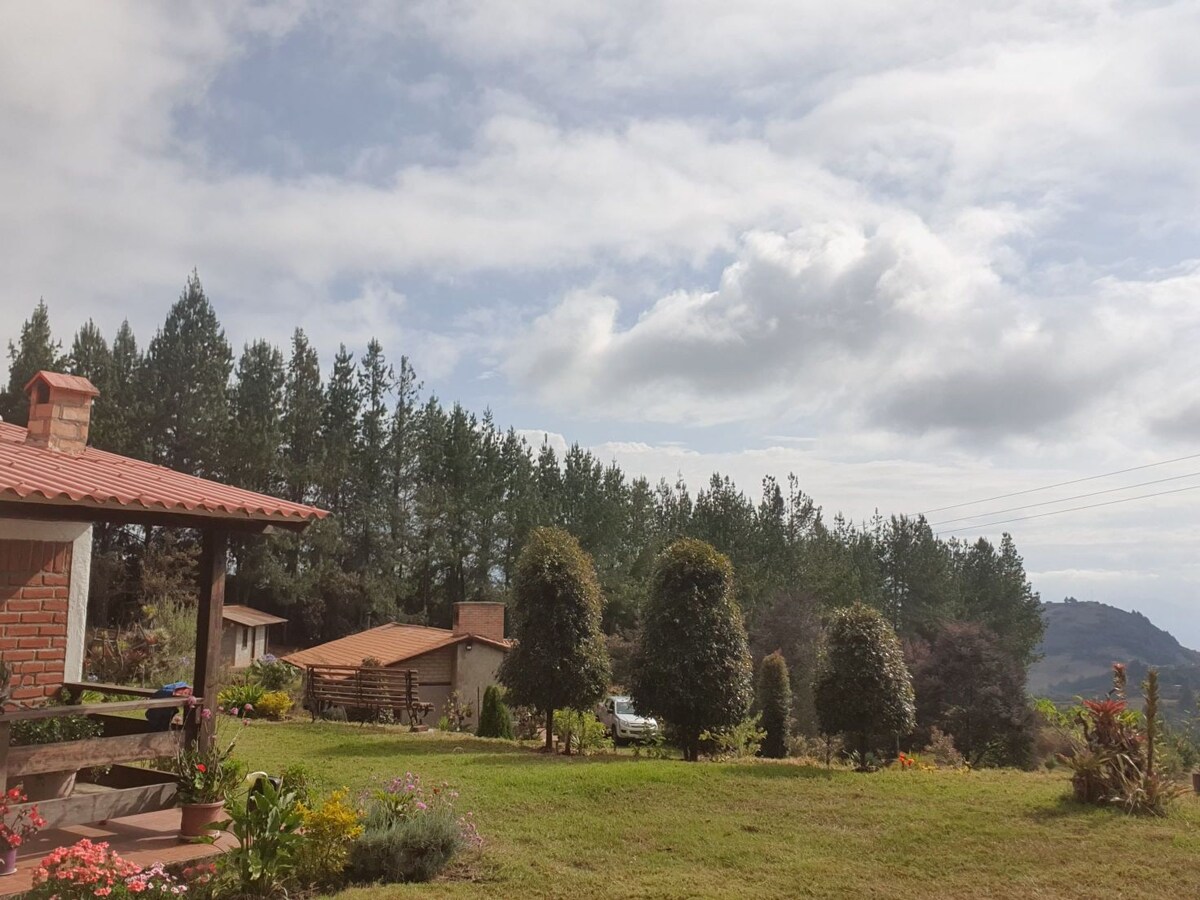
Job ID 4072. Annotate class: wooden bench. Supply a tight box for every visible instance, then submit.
[304,666,434,730]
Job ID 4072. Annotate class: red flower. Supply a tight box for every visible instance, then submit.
[196,764,207,773]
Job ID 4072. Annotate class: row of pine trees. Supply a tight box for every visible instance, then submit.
[3,273,1044,736]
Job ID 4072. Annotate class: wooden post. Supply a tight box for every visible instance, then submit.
[186,529,227,749]
[0,721,10,794]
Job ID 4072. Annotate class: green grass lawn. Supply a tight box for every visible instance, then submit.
[228,720,1200,899]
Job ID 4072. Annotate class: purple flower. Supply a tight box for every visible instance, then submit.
[200,708,212,720]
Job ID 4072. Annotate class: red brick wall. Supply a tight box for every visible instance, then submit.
[452,602,505,642]
[0,538,71,702]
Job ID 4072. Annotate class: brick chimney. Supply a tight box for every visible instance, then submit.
[452,601,505,642]
[23,371,99,457]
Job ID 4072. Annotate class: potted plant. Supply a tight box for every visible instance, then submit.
[0,786,47,876]
[10,703,104,802]
[171,730,244,841]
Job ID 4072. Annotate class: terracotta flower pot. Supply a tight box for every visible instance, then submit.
[179,801,225,841]
[0,846,17,877]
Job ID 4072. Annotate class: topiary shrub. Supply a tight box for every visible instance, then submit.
[476,685,514,739]
[499,527,611,753]
[756,651,792,758]
[631,539,753,761]
[814,603,915,769]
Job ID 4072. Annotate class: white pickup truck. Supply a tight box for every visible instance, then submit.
[595,694,659,744]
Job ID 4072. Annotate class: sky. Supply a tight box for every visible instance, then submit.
[3,2,1200,643]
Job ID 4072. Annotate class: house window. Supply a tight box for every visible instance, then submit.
[242,627,249,649]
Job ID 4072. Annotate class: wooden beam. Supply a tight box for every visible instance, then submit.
[0,696,194,722]
[14,778,177,830]
[8,731,182,777]
[0,499,308,533]
[189,529,227,748]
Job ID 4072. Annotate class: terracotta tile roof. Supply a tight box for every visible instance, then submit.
[283,623,510,669]
[222,605,288,627]
[24,371,100,397]
[0,422,328,527]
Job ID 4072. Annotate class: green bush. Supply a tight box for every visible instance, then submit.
[255,690,293,720]
[218,681,265,716]
[756,651,792,758]
[701,715,766,760]
[476,685,514,739]
[553,708,612,755]
[249,655,298,692]
[349,810,464,884]
[278,764,314,805]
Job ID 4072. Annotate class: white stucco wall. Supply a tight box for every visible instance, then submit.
[453,642,507,727]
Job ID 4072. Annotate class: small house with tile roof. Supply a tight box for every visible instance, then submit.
[284,601,509,726]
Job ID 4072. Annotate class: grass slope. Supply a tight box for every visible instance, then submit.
[229,721,1200,899]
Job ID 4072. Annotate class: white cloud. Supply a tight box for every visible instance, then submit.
[506,212,1157,436]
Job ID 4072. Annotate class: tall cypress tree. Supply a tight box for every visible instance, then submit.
[143,272,233,478]
[2,300,63,425]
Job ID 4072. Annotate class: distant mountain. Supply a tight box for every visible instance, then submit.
[1028,598,1200,699]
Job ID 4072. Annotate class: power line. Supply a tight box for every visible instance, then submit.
[920,451,1200,516]
[929,469,1200,527]
[933,483,1200,537]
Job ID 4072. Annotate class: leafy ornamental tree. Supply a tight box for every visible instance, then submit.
[910,622,1036,768]
[756,651,792,758]
[631,539,752,762]
[476,685,515,739]
[814,603,915,767]
[499,527,611,753]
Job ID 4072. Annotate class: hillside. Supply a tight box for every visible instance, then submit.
[1029,598,1200,698]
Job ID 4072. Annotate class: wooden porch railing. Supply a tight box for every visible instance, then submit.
[0,693,199,828]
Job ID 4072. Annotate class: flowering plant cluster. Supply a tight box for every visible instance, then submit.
[363,772,482,850]
[0,786,47,850]
[170,729,245,805]
[28,840,184,900]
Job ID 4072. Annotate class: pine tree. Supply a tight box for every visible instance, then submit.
[103,320,145,459]
[814,603,916,767]
[143,271,233,477]
[631,539,753,761]
[227,340,285,494]
[476,684,515,739]
[281,329,324,505]
[1,299,63,425]
[499,527,611,752]
[318,345,360,517]
[67,320,114,447]
[756,651,792,758]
